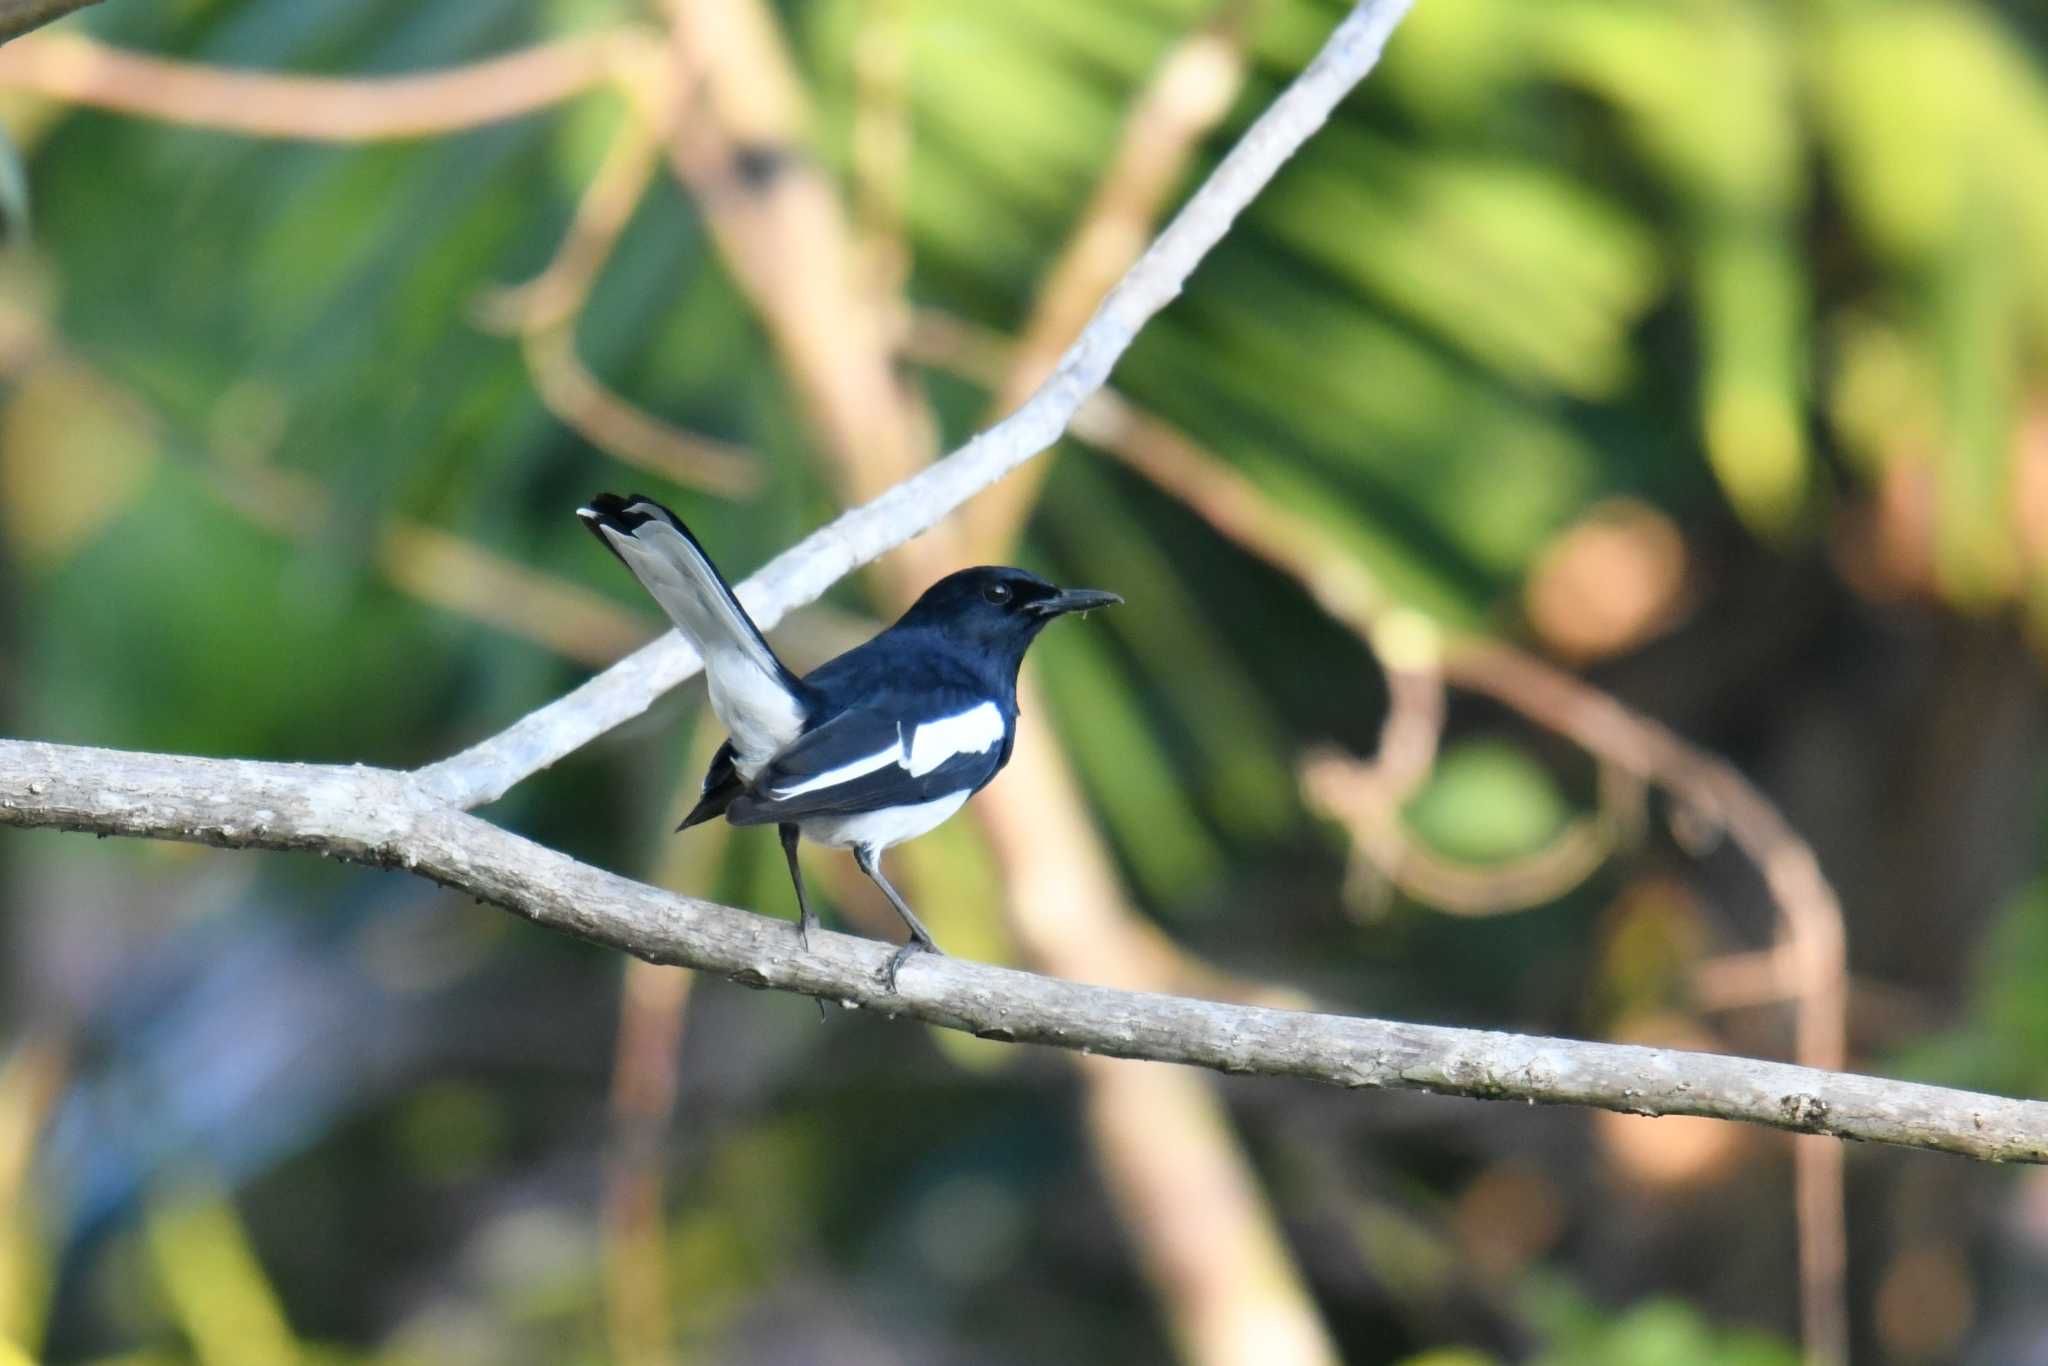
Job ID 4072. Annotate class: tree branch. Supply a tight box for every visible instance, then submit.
[4,736,2044,1164]
[414,0,1417,809]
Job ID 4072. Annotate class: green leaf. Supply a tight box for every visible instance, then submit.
[1403,739,1571,865]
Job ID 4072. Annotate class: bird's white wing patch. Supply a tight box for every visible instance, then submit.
[905,702,1005,777]
[767,703,1004,799]
[770,740,905,798]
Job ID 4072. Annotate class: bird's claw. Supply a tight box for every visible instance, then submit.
[882,937,940,992]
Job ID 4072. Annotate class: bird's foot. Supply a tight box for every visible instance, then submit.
[795,918,831,1021]
[882,936,941,992]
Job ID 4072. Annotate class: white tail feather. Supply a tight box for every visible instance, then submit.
[580,504,804,770]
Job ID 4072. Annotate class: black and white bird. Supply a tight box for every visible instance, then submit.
[577,493,1121,987]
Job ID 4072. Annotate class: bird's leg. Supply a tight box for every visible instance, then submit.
[782,824,832,1023]
[853,844,942,991]
[779,823,818,951]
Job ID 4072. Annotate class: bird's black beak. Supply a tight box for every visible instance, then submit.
[1032,587,1124,618]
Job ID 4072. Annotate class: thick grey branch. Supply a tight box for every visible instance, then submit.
[7,736,2045,1165]
[415,0,1416,810]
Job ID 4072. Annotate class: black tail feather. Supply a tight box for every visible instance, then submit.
[576,492,671,567]
[678,742,743,831]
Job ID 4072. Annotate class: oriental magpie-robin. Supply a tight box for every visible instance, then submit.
[578,493,1121,987]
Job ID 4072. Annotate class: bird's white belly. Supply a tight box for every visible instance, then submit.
[799,790,971,851]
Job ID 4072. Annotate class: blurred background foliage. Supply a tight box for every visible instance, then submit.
[2,0,2048,1362]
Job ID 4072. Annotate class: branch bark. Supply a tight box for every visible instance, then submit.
[4,737,2045,1165]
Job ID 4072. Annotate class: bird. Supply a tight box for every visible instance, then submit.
[577,492,1122,988]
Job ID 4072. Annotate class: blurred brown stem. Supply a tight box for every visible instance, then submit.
[849,0,912,302]
[964,4,1259,557]
[201,452,655,667]
[0,322,658,666]
[472,110,761,496]
[978,691,1341,1366]
[0,1033,66,1355]
[1305,747,1617,918]
[602,722,734,1365]
[656,0,934,559]
[1448,642,1848,1366]
[603,958,691,1366]
[475,114,667,336]
[518,327,760,497]
[0,29,643,140]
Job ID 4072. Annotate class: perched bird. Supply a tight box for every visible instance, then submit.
[578,493,1121,987]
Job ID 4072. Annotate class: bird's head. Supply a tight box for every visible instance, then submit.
[897,566,1122,658]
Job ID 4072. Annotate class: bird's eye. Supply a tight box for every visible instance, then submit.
[983,583,1013,606]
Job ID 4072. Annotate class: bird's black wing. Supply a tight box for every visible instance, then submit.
[723,699,1009,826]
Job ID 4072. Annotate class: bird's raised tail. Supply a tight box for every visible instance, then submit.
[578,493,807,767]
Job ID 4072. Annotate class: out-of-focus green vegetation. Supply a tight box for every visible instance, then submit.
[3,0,2048,1362]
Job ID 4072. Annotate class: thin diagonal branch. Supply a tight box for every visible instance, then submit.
[2,736,2043,1164]
[416,0,1417,808]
